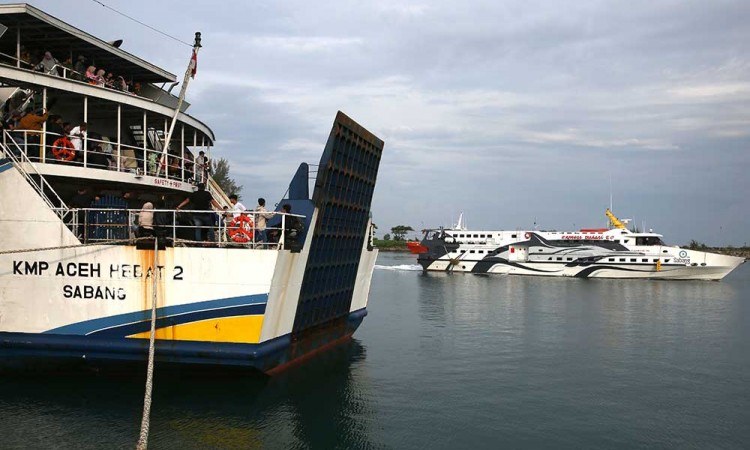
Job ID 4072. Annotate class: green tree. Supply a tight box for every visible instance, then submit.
[390,225,414,241]
[212,158,243,197]
[383,233,391,241]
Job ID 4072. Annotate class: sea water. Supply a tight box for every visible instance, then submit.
[0,252,748,449]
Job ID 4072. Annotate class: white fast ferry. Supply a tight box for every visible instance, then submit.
[411,210,745,280]
[0,4,383,374]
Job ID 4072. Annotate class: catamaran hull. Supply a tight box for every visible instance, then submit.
[420,256,744,280]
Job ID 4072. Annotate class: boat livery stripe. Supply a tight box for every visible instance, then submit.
[89,304,266,338]
[44,294,268,336]
[0,158,13,173]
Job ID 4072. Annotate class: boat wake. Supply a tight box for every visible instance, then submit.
[374,264,423,272]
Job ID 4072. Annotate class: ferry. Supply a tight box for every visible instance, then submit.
[411,211,745,280]
[0,4,383,374]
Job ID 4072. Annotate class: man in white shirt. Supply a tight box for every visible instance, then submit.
[229,194,246,218]
[69,122,87,151]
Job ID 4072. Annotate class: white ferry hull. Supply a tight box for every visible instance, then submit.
[0,112,383,373]
[416,230,744,281]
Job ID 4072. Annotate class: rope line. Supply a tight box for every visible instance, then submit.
[0,238,142,255]
[90,0,193,47]
[136,238,160,450]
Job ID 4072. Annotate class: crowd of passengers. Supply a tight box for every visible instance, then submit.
[68,186,304,249]
[1,101,209,181]
[17,46,142,94]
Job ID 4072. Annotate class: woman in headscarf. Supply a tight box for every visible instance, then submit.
[95,69,106,87]
[85,66,98,84]
[35,51,58,74]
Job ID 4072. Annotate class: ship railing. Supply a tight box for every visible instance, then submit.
[6,129,203,185]
[58,207,305,250]
[0,130,71,223]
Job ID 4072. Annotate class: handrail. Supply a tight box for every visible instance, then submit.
[9,128,201,184]
[61,207,304,250]
[1,130,70,222]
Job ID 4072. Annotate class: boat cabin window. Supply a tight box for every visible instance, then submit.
[653,259,658,262]
[566,257,572,261]
[619,258,626,262]
[635,236,664,246]
[630,258,637,262]
[460,250,466,253]
[608,258,614,262]
[556,257,562,261]
[624,240,630,244]
[511,234,517,238]
[642,258,648,262]
[470,250,475,253]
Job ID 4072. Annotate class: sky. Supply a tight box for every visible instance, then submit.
[31,0,750,245]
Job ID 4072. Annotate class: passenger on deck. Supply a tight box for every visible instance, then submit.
[104,72,115,89]
[137,202,155,237]
[34,51,58,75]
[60,56,74,78]
[87,144,110,169]
[69,187,100,240]
[229,194,246,218]
[196,151,210,182]
[281,203,304,249]
[18,108,49,159]
[115,75,128,91]
[253,198,275,244]
[85,66,98,84]
[73,56,87,80]
[95,69,106,87]
[69,122,87,153]
[175,183,221,243]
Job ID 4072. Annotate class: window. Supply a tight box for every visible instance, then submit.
[480,234,486,238]
[653,259,658,262]
[630,258,637,262]
[567,257,572,261]
[548,257,553,260]
[624,240,630,244]
[619,258,626,262]
[470,250,475,253]
[459,234,465,238]
[609,258,615,262]
[511,234,517,238]
[460,250,466,254]
[665,259,670,263]
[556,257,563,261]
[473,234,479,238]
[642,258,648,262]
[478,250,484,254]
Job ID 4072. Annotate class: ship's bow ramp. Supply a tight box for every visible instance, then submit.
[292,111,383,336]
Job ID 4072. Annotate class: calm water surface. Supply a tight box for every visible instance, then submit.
[1,252,748,449]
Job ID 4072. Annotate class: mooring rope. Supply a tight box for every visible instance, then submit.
[136,238,159,450]
[0,238,140,255]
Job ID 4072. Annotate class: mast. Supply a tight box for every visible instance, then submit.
[156,32,202,177]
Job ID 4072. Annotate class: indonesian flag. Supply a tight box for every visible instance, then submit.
[190,50,197,78]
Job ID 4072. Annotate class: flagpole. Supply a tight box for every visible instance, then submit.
[156,32,201,178]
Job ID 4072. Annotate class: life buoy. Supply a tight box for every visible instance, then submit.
[228,214,254,242]
[524,232,531,239]
[52,137,75,161]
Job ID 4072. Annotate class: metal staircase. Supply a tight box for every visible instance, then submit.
[0,130,71,222]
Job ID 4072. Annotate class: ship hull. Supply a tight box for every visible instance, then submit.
[0,308,366,374]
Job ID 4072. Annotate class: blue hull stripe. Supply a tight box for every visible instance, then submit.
[0,308,368,372]
[0,158,12,173]
[45,294,268,336]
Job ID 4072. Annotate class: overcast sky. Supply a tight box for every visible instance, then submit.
[34,0,750,245]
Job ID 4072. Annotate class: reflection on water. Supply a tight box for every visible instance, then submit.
[0,340,378,450]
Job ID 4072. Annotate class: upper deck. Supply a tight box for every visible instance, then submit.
[0,3,219,201]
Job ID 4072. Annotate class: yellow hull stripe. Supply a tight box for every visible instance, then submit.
[127,315,264,344]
